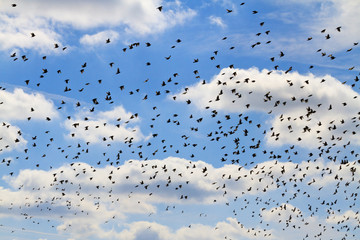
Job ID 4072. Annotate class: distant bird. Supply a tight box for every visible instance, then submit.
[157,6,162,12]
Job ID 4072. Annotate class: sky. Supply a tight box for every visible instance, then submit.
[0,0,360,239]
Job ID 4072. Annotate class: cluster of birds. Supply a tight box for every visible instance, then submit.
[1,2,360,239]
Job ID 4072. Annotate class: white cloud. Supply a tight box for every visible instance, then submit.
[0,156,358,238]
[262,203,350,240]
[0,88,59,122]
[0,88,58,152]
[0,13,63,53]
[174,67,360,148]
[96,106,138,122]
[209,16,226,28]
[0,123,26,153]
[113,218,272,240]
[55,217,271,240]
[64,105,147,144]
[0,0,196,52]
[4,156,358,207]
[314,0,360,51]
[326,210,360,227]
[80,30,119,46]
[269,0,360,54]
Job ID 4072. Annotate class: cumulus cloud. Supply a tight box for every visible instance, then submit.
[174,67,360,148]
[0,88,59,122]
[56,217,271,240]
[261,203,353,239]
[0,0,196,51]
[326,210,360,227]
[64,105,148,144]
[112,218,272,240]
[0,156,358,238]
[0,13,63,53]
[0,122,26,153]
[5,156,358,206]
[0,88,58,152]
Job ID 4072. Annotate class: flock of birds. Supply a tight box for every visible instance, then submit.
[1,2,360,240]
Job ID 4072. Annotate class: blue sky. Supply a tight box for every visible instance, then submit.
[0,0,360,239]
